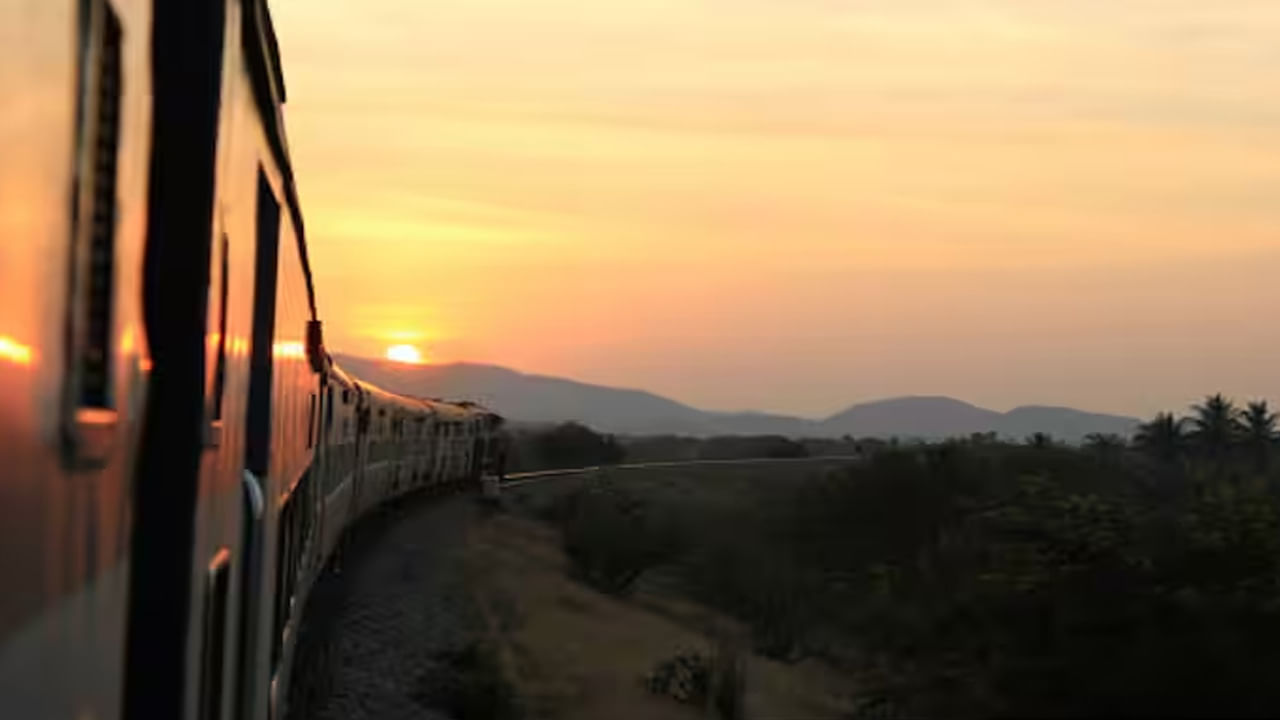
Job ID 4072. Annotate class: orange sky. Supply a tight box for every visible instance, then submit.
[273,0,1280,418]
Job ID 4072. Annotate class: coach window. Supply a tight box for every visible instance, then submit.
[306,392,316,449]
[325,386,334,436]
[62,0,123,465]
[245,169,280,477]
[211,233,230,423]
[73,0,122,410]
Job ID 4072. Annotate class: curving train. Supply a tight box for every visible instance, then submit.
[0,1,504,719]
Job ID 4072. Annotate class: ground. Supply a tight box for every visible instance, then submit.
[463,507,857,720]
[287,462,862,719]
[286,493,487,720]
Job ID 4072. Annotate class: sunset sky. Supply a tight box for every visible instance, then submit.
[272,0,1280,418]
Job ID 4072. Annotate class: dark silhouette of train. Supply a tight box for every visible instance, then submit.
[0,1,504,718]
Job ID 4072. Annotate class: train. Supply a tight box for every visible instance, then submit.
[0,1,505,719]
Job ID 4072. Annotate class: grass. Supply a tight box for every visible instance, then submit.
[463,503,857,719]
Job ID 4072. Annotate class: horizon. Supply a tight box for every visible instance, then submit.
[338,352,1268,422]
[275,1,1280,420]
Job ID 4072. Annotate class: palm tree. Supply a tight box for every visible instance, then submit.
[1239,400,1278,471]
[1134,412,1186,462]
[1189,393,1240,461]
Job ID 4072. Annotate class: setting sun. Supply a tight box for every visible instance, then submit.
[385,344,423,364]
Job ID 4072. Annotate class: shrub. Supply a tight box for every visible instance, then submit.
[645,650,711,704]
[556,485,684,595]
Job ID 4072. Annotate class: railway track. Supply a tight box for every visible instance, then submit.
[500,454,863,488]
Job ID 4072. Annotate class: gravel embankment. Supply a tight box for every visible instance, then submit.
[286,493,489,720]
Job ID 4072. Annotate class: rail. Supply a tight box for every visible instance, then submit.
[500,454,863,488]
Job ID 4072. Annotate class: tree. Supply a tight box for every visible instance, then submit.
[1239,400,1278,471]
[1189,393,1239,461]
[1084,433,1126,463]
[969,431,998,446]
[532,422,624,469]
[1134,412,1186,462]
[1026,432,1053,449]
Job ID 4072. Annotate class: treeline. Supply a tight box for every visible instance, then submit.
[528,394,1280,717]
[503,422,626,472]
[504,422,870,472]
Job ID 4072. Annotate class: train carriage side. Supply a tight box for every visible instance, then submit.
[351,381,384,517]
[353,382,425,510]
[425,400,465,488]
[316,362,359,562]
[124,1,326,719]
[0,1,153,718]
[386,397,431,501]
[411,399,438,491]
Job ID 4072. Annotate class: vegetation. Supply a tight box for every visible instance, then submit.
[645,642,746,720]
[521,394,1280,717]
[505,421,625,472]
[506,424,832,472]
[543,482,685,595]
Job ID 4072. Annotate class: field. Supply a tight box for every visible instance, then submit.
[470,431,1280,718]
[464,460,863,720]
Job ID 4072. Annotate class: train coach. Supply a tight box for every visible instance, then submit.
[0,2,505,720]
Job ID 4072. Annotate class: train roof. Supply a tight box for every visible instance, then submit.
[354,379,425,411]
[420,399,478,421]
[325,358,500,421]
[327,360,356,389]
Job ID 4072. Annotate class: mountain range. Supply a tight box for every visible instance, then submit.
[333,354,1141,443]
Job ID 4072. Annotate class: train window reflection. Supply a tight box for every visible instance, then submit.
[73,0,123,410]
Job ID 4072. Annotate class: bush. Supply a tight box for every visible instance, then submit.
[529,434,1280,716]
[645,641,746,720]
[697,435,809,460]
[645,650,711,704]
[556,484,684,595]
[506,422,624,472]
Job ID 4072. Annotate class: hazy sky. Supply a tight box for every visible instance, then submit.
[272,0,1280,418]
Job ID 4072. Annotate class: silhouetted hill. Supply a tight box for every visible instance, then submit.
[818,396,999,439]
[817,397,1140,442]
[333,355,718,435]
[332,354,1140,442]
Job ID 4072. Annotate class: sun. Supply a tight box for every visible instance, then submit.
[385,344,423,364]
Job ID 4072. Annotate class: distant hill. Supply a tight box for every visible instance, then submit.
[817,396,999,439]
[333,355,718,436]
[332,354,1140,442]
